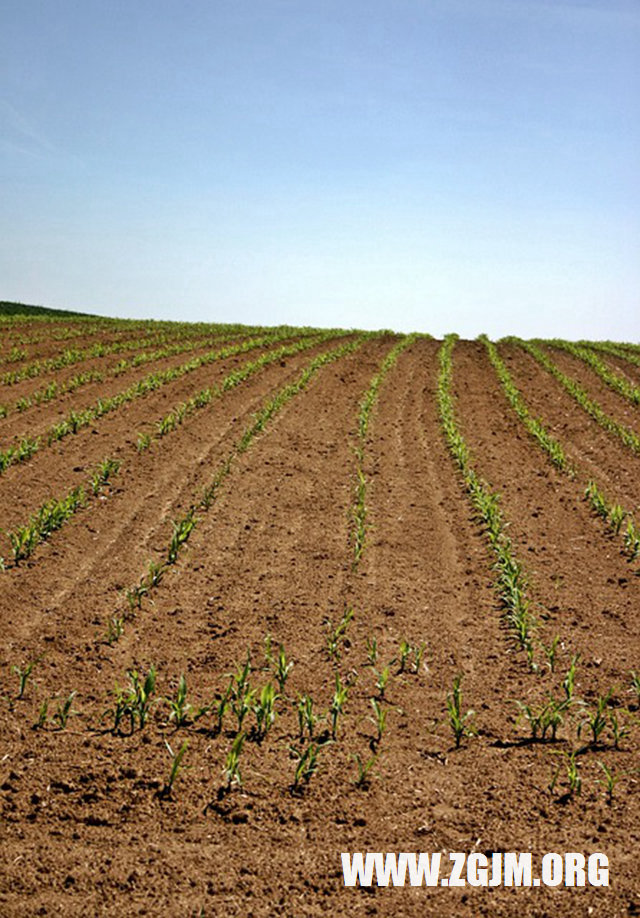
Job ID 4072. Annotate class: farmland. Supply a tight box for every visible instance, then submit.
[0,305,638,917]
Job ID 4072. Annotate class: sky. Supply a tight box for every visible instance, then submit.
[1,0,639,339]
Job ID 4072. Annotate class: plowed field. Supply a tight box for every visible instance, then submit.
[1,315,639,917]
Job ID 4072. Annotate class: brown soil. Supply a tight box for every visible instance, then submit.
[0,328,638,917]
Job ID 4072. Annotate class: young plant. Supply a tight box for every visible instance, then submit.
[369,698,387,748]
[352,751,379,789]
[578,691,612,748]
[365,635,378,667]
[252,682,278,742]
[541,635,561,673]
[550,749,582,798]
[162,739,189,797]
[596,761,620,805]
[290,742,321,793]
[51,691,78,729]
[167,509,197,564]
[445,674,475,748]
[91,457,121,495]
[326,607,354,662]
[296,693,318,741]
[12,656,41,698]
[374,665,390,700]
[330,673,349,740]
[166,674,193,728]
[222,731,246,793]
[103,614,125,645]
[274,644,294,694]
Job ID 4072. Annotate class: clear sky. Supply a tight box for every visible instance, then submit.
[1,0,639,339]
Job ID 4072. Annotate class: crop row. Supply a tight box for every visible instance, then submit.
[437,335,538,666]
[546,339,640,407]
[0,327,261,420]
[0,330,313,476]
[509,338,640,456]
[484,337,640,567]
[1,458,120,566]
[350,334,417,567]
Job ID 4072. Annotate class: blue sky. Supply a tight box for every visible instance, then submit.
[1,0,639,338]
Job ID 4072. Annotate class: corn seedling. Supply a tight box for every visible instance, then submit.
[51,691,77,729]
[369,698,387,747]
[445,674,475,748]
[103,614,125,645]
[136,432,151,452]
[374,665,390,700]
[222,731,246,793]
[562,655,580,703]
[596,761,625,805]
[578,691,612,748]
[162,739,189,797]
[630,671,640,707]
[263,633,275,668]
[296,693,318,741]
[274,645,293,694]
[330,674,349,739]
[352,751,379,789]
[326,607,354,662]
[12,657,41,698]
[514,696,570,742]
[167,509,197,564]
[34,699,49,729]
[540,635,561,673]
[104,666,157,734]
[608,708,633,749]
[549,749,582,798]
[145,560,166,589]
[365,636,378,666]
[290,742,321,793]
[166,674,193,728]
[91,457,120,495]
[252,682,278,742]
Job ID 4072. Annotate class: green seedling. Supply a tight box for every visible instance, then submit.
[162,739,189,797]
[375,665,390,700]
[369,698,387,747]
[167,509,197,564]
[326,607,354,662]
[630,671,640,707]
[365,636,378,666]
[34,699,49,729]
[136,432,151,452]
[446,674,475,748]
[51,691,77,729]
[578,691,612,748]
[352,751,379,789]
[330,673,349,739]
[91,457,120,495]
[596,762,618,805]
[397,640,411,674]
[12,656,42,699]
[222,731,246,792]
[515,696,569,742]
[274,645,293,694]
[104,614,125,645]
[550,749,582,798]
[291,742,321,792]
[296,693,318,741]
[562,655,580,702]
[252,682,278,742]
[541,635,561,673]
[608,708,633,749]
[166,674,193,728]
